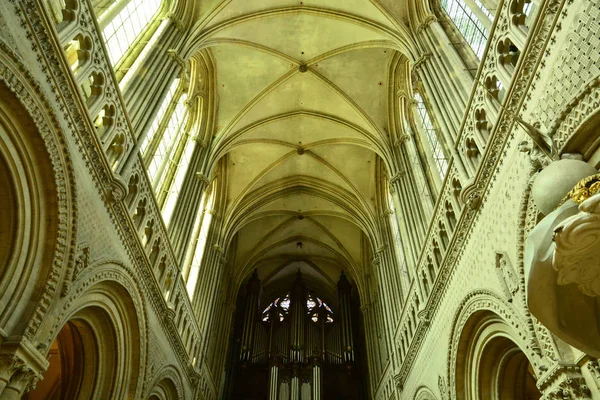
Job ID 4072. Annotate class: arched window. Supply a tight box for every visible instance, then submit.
[414,93,448,179]
[184,182,216,298]
[161,131,197,225]
[140,77,179,155]
[118,19,169,89]
[387,190,411,284]
[146,89,189,190]
[102,0,162,66]
[441,0,489,58]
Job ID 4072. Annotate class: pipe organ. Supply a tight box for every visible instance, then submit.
[227,271,365,399]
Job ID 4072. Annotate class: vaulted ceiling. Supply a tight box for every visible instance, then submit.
[180,1,417,303]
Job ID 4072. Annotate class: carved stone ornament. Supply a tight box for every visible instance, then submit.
[437,375,449,400]
[495,252,519,301]
[525,197,600,357]
[541,367,591,400]
[553,192,600,296]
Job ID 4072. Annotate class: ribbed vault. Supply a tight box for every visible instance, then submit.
[182,0,417,301]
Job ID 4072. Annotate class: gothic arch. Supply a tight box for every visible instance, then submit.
[0,45,76,339]
[147,365,184,400]
[33,263,148,399]
[447,291,541,400]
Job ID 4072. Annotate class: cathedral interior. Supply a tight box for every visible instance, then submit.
[1,0,600,398]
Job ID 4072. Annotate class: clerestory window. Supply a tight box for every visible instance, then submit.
[146,91,189,190]
[102,0,162,66]
[414,93,448,179]
[184,182,216,299]
[441,0,489,58]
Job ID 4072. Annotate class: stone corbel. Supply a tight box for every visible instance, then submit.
[394,134,411,148]
[417,16,437,34]
[167,49,187,73]
[195,172,210,186]
[389,171,405,186]
[460,182,482,211]
[412,53,432,71]
[104,174,128,204]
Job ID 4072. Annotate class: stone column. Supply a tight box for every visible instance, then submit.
[2,368,39,400]
[0,355,40,399]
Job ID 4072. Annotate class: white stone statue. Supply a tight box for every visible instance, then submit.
[526,159,600,357]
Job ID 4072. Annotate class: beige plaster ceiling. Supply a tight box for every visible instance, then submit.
[186,1,411,300]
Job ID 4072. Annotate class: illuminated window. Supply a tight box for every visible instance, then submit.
[280,295,291,312]
[414,93,448,179]
[147,93,188,188]
[119,19,168,89]
[473,0,493,19]
[102,0,161,66]
[161,123,197,225]
[140,78,179,156]
[387,190,410,281]
[185,184,216,298]
[441,0,488,58]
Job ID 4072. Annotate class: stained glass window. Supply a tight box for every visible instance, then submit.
[441,0,489,58]
[414,93,448,179]
[261,293,333,322]
[102,0,161,66]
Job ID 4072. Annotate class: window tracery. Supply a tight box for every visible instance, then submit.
[261,293,333,323]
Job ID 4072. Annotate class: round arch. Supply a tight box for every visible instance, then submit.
[448,291,542,400]
[414,385,439,400]
[147,365,184,400]
[0,52,76,338]
[29,265,147,399]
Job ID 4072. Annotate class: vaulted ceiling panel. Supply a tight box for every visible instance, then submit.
[196,0,397,295]
[312,47,392,130]
[226,72,376,136]
[213,45,295,132]
[202,0,401,31]
[208,14,389,63]
[249,152,356,196]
